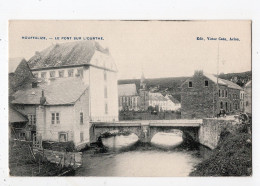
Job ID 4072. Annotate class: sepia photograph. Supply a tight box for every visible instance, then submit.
[8,20,252,177]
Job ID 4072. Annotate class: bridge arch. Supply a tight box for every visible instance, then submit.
[90,124,143,143]
[149,126,199,143]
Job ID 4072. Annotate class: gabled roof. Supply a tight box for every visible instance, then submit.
[9,105,28,123]
[165,95,180,104]
[220,79,243,90]
[204,73,227,85]
[9,57,24,73]
[204,73,242,90]
[244,80,252,88]
[9,59,35,95]
[118,84,138,96]
[12,77,88,105]
[27,41,117,71]
[149,92,168,101]
[181,72,243,90]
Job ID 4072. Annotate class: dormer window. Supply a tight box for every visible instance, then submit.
[68,69,74,77]
[188,81,193,88]
[50,71,55,78]
[41,72,47,79]
[205,80,208,87]
[59,70,64,77]
[77,68,83,77]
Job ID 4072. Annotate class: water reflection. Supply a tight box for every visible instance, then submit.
[75,132,211,177]
[151,131,183,149]
[102,133,139,151]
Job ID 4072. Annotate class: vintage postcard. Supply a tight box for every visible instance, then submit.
[8,20,252,177]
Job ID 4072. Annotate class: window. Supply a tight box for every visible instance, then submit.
[28,114,36,125]
[104,70,107,81]
[80,112,83,124]
[220,102,223,109]
[41,72,47,78]
[33,73,38,78]
[51,113,60,124]
[188,81,193,88]
[56,113,60,124]
[59,70,64,77]
[104,86,108,98]
[80,132,84,142]
[205,80,208,87]
[225,90,228,97]
[235,104,238,110]
[59,133,68,142]
[77,68,83,77]
[222,90,224,97]
[50,71,55,78]
[219,90,221,97]
[105,103,108,114]
[68,69,74,77]
[19,132,26,140]
[119,97,122,106]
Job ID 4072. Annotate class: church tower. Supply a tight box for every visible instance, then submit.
[140,71,146,89]
[139,69,148,110]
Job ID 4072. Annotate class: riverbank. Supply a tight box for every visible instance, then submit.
[190,124,252,176]
[9,140,75,176]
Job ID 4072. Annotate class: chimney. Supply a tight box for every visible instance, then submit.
[40,89,46,105]
[194,70,204,76]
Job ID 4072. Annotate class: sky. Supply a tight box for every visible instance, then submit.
[9,20,251,79]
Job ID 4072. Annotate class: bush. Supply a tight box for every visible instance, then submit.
[190,129,252,176]
[42,141,75,152]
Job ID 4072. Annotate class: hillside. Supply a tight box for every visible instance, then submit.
[118,71,252,102]
[218,71,252,87]
[118,76,189,94]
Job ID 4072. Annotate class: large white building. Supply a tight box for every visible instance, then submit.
[164,94,181,111]
[11,41,118,149]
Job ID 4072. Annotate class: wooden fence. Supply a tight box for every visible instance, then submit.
[33,148,82,168]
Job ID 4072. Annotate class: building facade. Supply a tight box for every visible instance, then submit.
[181,70,243,119]
[28,41,118,122]
[118,84,140,111]
[165,94,181,111]
[148,92,168,111]
[244,80,252,114]
[9,105,30,140]
[11,41,118,148]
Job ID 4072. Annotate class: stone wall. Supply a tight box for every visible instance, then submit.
[199,118,238,149]
[244,81,252,114]
[181,72,241,119]
[181,73,218,119]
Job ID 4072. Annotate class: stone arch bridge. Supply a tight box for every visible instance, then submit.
[90,119,203,144]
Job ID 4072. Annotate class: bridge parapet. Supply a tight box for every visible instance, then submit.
[90,119,203,143]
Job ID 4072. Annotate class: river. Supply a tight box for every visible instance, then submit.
[75,132,210,177]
